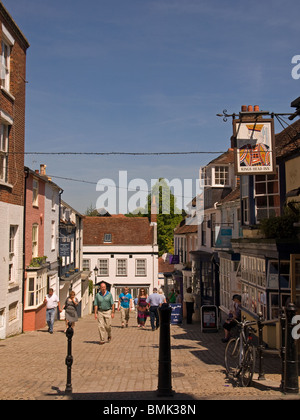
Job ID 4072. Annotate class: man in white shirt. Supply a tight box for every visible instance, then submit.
[44,288,62,334]
[146,288,162,331]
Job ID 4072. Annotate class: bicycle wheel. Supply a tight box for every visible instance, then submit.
[240,343,256,387]
[225,338,240,376]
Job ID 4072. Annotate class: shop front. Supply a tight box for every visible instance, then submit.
[232,238,300,348]
[190,251,220,322]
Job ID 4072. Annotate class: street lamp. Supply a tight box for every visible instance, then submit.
[93,266,99,297]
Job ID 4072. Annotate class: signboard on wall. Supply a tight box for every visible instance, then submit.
[60,242,71,257]
[233,118,276,175]
[215,227,232,248]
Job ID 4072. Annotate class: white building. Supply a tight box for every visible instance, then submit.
[83,215,159,304]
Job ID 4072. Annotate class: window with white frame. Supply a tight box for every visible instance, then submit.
[98,259,109,276]
[1,40,11,91]
[83,259,91,271]
[117,259,127,276]
[27,274,47,308]
[104,233,112,243]
[199,166,212,186]
[254,171,280,222]
[32,224,38,258]
[0,123,9,182]
[32,179,39,206]
[1,24,15,91]
[9,225,18,284]
[136,259,147,276]
[213,166,229,186]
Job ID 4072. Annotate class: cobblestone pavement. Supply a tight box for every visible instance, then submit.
[0,312,299,401]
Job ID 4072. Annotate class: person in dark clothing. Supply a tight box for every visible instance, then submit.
[222,294,242,343]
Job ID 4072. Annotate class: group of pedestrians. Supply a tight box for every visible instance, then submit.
[44,288,79,334]
[44,283,197,345]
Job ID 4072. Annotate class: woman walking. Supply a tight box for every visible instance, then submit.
[63,290,79,332]
[137,288,149,329]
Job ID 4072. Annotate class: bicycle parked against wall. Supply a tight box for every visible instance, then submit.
[224,317,257,387]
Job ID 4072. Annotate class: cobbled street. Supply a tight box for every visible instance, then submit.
[0,311,299,401]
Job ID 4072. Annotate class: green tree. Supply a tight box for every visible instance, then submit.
[146,178,185,256]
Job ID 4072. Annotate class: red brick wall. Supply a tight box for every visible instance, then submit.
[0,6,29,207]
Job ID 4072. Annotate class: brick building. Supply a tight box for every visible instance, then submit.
[0,2,29,338]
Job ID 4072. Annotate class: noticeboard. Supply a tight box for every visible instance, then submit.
[170,304,182,325]
[201,305,218,332]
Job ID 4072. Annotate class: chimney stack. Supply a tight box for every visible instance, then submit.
[40,164,46,176]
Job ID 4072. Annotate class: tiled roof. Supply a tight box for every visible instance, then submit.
[83,216,154,246]
[218,186,240,204]
[275,118,300,160]
[207,149,234,166]
[174,223,198,234]
[158,257,175,273]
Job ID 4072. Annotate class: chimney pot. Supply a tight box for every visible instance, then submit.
[254,105,259,112]
[241,105,247,112]
[247,105,253,112]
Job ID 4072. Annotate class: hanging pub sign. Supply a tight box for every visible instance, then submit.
[233,117,276,175]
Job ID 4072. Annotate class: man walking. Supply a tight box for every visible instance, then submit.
[118,287,133,328]
[94,282,115,344]
[44,288,62,334]
[147,288,162,331]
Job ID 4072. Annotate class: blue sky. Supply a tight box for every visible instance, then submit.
[2,0,300,213]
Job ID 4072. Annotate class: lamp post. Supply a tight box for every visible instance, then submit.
[94,266,98,294]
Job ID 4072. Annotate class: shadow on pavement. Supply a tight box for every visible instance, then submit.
[48,387,196,401]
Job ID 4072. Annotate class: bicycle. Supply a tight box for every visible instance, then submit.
[224,317,257,387]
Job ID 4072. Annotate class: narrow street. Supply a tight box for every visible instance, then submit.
[0,311,297,401]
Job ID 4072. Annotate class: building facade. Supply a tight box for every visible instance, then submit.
[0,3,29,338]
[23,165,62,331]
[59,200,88,318]
[83,215,159,304]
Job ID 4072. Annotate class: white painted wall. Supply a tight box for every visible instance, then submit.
[0,202,24,339]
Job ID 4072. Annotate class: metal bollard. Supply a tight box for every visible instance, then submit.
[280,309,286,391]
[157,304,174,397]
[284,303,299,394]
[257,313,266,380]
[65,322,74,394]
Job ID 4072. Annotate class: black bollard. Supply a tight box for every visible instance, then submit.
[65,322,74,395]
[257,313,265,380]
[284,303,299,394]
[157,304,174,397]
[280,309,286,391]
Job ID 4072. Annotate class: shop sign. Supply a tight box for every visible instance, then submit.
[233,118,276,175]
[215,227,232,248]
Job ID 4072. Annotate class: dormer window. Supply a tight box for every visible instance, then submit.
[213,166,229,187]
[104,233,112,243]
